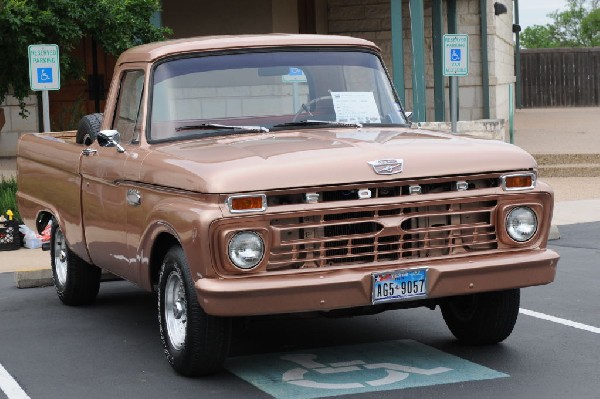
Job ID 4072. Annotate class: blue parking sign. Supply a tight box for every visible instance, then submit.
[37,68,53,84]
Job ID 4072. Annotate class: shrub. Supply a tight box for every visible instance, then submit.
[0,176,19,222]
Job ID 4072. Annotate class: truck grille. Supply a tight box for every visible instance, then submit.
[268,199,497,271]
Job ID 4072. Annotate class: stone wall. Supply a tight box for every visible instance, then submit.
[0,95,39,157]
[327,0,515,124]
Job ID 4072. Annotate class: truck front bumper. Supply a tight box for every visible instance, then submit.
[195,249,559,316]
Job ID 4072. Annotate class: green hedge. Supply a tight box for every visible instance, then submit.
[0,176,19,221]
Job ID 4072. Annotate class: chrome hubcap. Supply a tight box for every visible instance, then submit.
[164,271,187,350]
[53,228,68,286]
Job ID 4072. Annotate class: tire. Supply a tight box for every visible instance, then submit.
[158,245,231,376]
[76,113,103,146]
[50,222,101,306]
[440,289,520,345]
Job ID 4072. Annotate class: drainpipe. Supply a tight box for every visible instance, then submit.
[514,0,522,108]
[480,0,490,119]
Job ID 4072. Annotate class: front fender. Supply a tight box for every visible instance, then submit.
[136,196,223,290]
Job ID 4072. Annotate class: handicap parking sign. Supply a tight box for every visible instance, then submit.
[450,49,461,62]
[37,68,53,84]
[28,44,60,90]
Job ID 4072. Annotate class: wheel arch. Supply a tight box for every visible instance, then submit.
[149,231,181,291]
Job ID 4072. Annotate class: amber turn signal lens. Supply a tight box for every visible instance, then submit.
[504,175,532,189]
[231,196,264,211]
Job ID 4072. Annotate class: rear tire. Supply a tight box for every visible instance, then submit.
[76,113,103,146]
[440,289,520,345]
[158,245,231,376]
[51,222,101,306]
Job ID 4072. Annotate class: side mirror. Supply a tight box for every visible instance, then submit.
[97,130,126,153]
[404,111,413,122]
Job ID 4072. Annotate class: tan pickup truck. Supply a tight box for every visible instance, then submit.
[17,34,559,376]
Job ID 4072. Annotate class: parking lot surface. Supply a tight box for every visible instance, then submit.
[0,222,598,399]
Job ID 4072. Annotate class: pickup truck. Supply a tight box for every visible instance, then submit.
[17,34,559,377]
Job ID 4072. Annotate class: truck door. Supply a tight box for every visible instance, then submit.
[80,69,146,282]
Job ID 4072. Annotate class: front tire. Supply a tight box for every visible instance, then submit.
[440,289,520,345]
[158,245,231,376]
[51,222,101,306]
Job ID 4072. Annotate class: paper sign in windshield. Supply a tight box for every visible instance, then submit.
[331,92,381,124]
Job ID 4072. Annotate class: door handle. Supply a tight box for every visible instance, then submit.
[82,148,98,156]
[126,189,141,206]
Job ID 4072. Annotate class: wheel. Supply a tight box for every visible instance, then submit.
[440,289,520,345]
[158,245,231,376]
[51,222,101,305]
[292,95,333,122]
[76,113,103,146]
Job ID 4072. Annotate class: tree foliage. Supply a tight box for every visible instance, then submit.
[521,0,599,48]
[0,0,170,116]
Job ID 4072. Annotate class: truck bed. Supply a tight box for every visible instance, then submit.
[17,131,90,260]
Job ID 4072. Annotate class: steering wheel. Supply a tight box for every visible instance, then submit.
[292,95,333,122]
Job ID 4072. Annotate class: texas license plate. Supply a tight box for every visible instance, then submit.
[372,268,428,303]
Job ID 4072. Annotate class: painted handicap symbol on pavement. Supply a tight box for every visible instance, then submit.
[226,339,508,399]
[281,353,451,389]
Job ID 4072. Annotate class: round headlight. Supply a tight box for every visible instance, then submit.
[506,206,538,242]
[228,231,264,270]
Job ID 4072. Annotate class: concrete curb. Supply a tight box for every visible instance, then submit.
[14,269,54,289]
[14,269,120,289]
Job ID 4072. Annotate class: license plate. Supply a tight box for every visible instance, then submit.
[372,268,428,303]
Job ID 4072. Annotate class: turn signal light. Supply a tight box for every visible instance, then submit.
[226,194,267,213]
[501,173,536,191]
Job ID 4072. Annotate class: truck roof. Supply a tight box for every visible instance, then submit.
[117,34,380,64]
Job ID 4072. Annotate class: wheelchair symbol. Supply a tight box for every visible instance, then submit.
[450,49,461,62]
[281,354,451,390]
[37,68,53,83]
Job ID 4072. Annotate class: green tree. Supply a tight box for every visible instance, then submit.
[521,25,560,48]
[520,0,599,48]
[0,0,170,116]
[582,7,600,45]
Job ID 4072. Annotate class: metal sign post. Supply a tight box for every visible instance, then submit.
[443,34,469,133]
[28,44,60,132]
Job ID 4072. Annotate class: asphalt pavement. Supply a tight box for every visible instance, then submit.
[0,222,598,399]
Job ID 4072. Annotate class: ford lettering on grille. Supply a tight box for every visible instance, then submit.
[368,159,403,175]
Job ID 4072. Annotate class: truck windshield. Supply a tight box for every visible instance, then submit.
[150,50,407,141]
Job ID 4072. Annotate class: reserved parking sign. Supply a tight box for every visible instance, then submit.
[28,44,60,91]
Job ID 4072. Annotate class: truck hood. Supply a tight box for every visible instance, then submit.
[141,127,537,193]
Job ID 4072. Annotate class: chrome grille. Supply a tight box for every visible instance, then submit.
[268,200,497,271]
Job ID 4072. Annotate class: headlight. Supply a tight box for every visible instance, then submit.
[228,231,264,269]
[506,206,538,242]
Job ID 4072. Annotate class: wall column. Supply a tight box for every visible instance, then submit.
[409,0,426,122]
[432,0,445,121]
[390,0,406,104]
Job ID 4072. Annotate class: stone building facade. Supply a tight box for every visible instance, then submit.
[328,0,516,122]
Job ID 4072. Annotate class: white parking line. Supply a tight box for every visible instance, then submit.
[520,308,600,334]
[0,363,30,399]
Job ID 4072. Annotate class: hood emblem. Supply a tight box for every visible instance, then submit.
[368,159,403,175]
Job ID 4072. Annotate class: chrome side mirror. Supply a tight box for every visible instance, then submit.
[97,130,126,153]
[404,111,413,122]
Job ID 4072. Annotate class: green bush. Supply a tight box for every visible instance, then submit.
[0,176,19,222]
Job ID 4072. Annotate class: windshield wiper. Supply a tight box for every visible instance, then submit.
[271,120,363,129]
[175,123,269,133]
